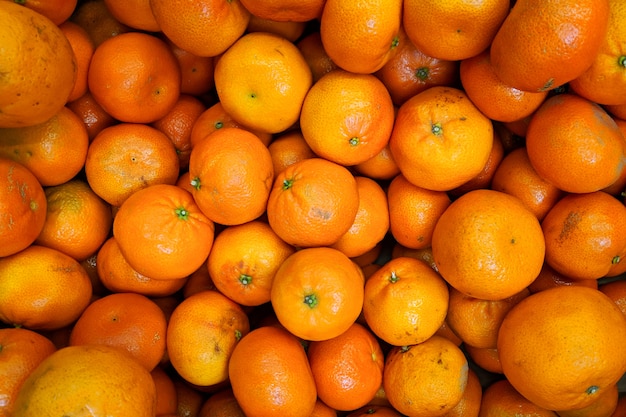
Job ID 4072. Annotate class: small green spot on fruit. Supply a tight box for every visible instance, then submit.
[239,274,252,285]
[214,121,223,129]
[389,270,399,283]
[29,200,38,211]
[416,67,429,81]
[612,255,621,265]
[235,329,242,341]
[282,178,294,191]
[175,207,189,220]
[431,122,443,136]
[586,385,599,395]
[391,35,400,49]
[303,293,318,309]
[190,177,201,190]
[400,345,411,353]
[618,56,626,68]
[539,78,555,92]
[349,137,359,146]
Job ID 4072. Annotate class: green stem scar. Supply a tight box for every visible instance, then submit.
[239,274,252,285]
[389,271,399,283]
[190,177,201,190]
[391,35,400,49]
[282,178,294,191]
[416,67,429,81]
[235,329,242,341]
[612,255,621,265]
[175,207,189,220]
[618,56,626,68]
[431,122,443,136]
[586,385,599,395]
[303,293,318,308]
[349,137,360,146]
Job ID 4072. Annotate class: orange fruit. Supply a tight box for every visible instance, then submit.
[602,118,626,197]
[307,322,385,411]
[383,336,469,416]
[442,368,483,417]
[320,0,402,74]
[0,327,57,417]
[84,123,180,207]
[270,247,364,341]
[188,127,274,226]
[246,15,307,42]
[229,325,317,417]
[526,93,626,194]
[449,129,505,198]
[207,220,295,306]
[346,405,404,417]
[541,191,626,280]
[497,286,626,411]
[0,245,92,330]
[403,0,509,61]
[490,146,565,221]
[460,49,548,123]
[555,384,619,417]
[0,158,47,258]
[297,31,339,83]
[599,279,626,318]
[478,379,558,416]
[113,184,215,280]
[267,130,316,176]
[173,373,205,417]
[35,179,112,261]
[12,344,157,417]
[353,143,401,181]
[391,244,439,272]
[309,399,339,417]
[375,26,460,107]
[606,102,626,120]
[96,237,187,297]
[198,388,246,417]
[66,91,117,141]
[0,1,77,128]
[88,31,181,123]
[189,101,273,148]
[182,263,218,299]
[152,94,207,169]
[151,365,178,416]
[266,157,359,248]
[490,0,610,92]
[463,345,503,375]
[165,38,216,97]
[299,69,395,166]
[527,262,599,294]
[389,86,494,191]
[59,21,95,103]
[167,290,250,387]
[330,176,390,258]
[11,0,77,25]
[214,32,312,134]
[70,0,131,47]
[566,0,626,105]
[0,106,89,187]
[149,0,250,57]
[610,394,626,417]
[432,189,546,300]
[387,173,451,250]
[363,256,449,346]
[238,0,325,22]
[103,0,160,31]
[69,292,168,371]
[446,287,530,349]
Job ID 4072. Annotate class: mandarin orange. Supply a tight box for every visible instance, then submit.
[0,1,77,128]
[113,184,215,280]
[299,69,395,166]
[497,286,626,411]
[0,158,47,258]
[320,0,402,74]
[490,0,610,92]
[228,326,317,417]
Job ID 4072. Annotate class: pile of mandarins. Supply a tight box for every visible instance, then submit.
[2,0,626,415]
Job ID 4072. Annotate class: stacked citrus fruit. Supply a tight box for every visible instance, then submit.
[1,0,626,415]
